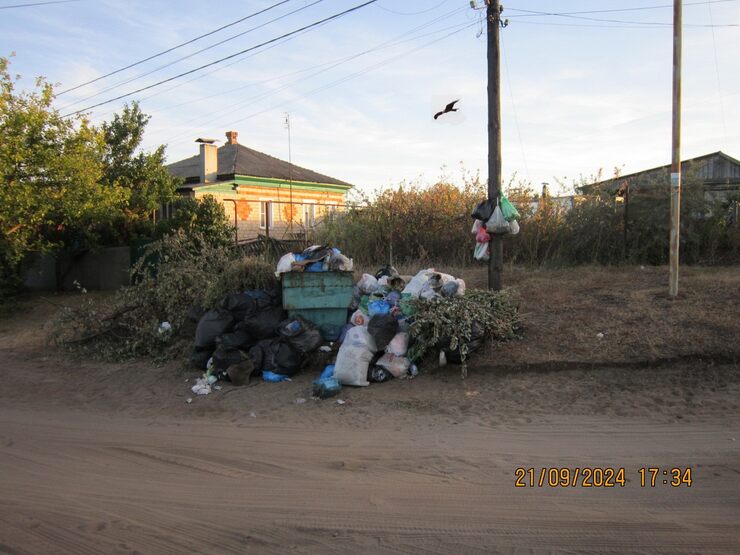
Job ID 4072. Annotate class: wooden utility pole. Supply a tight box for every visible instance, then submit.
[669,0,682,297]
[487,0,503,291]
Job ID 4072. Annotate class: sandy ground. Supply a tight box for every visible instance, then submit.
[1,266,739,553]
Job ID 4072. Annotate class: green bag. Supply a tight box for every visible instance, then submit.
[499,195,520,222]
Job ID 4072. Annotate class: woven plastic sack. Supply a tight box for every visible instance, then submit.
[500,195,520,222]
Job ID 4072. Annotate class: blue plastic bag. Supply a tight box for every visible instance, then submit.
[368,300,391,317]
[262,370,291,382]
[306,261,326,272]
[319,364,335,381]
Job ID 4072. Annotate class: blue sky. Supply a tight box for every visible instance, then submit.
[2,0,739,195]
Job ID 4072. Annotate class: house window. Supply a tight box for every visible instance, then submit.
[260,201,273,229]
[303,202,316,228]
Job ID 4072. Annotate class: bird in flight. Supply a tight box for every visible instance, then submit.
[434,99,460,120]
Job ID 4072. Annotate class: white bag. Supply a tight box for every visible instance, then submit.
[485,205,510,235]
[474,242,489,261]
[333,344,373,386]
[357,273,379,295]
[386,332,409,356]
[509,219,520,235]
[276,252,296,275]
[471,219,483,235]
[376,353,411,378]
[350,309,369,327]
[455,278,466,296]
[402,268,434,298]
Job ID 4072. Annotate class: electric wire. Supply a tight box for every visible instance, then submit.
[61,0,379,118]
[0,0,79,9]
[59,0,325,110]
[57,0,294,95]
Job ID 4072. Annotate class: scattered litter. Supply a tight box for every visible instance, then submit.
[191,378,211,395]
[439,351,448,366]
[313,377,341,399]
[186,397,192,404]
[263,370,292,383]
[294,398,307,405]
[336,399,346,405]
[319,345,332,353]
[158,321,172,334]
[214,385,222,391]
[596,332,605,339]
[250,412,257,418]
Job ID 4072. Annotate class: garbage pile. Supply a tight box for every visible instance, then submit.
[276,245,353,275]
[472,193,520,261]
[188,244,481,399]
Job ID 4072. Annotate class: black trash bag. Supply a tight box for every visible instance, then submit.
[367,313,398,352]
[219,292,259,321]
[187,304,206,324]
[250,339,303,376]
[368,365,393,383]
[212,345,249,370]
[242,305,287,340]
[440,322,486,364]
[302,245,332,262]
[277,316,323,353]
[189,347,213,371]
[194,308,235,349]
[374,265,399,280]
[216,328,255,351]
[471,199,495,222]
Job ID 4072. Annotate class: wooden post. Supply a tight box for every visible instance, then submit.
[487,0,503,291]
[669,0,682,297]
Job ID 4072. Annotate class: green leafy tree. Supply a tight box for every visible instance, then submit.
[0,56,128,294]
[156,194,234,247]
[99,102,179,242]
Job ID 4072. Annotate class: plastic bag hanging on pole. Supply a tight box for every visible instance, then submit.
[485,205,510,235]
[499,194,520,222]
[474,241,490,261]
[471,199,495,222]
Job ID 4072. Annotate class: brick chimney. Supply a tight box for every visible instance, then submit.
[225,130,238,145]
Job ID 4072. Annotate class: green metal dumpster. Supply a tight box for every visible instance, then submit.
[281,272,354,341]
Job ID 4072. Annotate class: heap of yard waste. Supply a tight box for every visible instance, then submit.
[187,244,520,396]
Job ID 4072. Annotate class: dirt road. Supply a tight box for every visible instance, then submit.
[1,398,739,554]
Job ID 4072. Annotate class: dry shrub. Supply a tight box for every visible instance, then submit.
[50,231,276,361]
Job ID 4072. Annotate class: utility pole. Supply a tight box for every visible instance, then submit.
[487,0,503,291]
[669,0,682,297]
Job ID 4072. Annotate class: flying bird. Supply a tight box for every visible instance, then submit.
[434,99,460,120]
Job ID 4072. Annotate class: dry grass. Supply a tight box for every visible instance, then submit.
[355,263,739,367]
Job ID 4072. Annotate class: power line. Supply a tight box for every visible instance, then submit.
[99,3,468,120]
[501,31,531,185]
[57,0,294,95]
[152,15,473,149]
[507,6,740,27]
[507,0,737,18]
[59,0,324,110]
[61,0,379,118]
[0,0,79,9]
[376,0,448,16]
[707,1,729,144]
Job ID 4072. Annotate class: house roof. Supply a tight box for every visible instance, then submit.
[579,151,740,194]
[167,142,352,188]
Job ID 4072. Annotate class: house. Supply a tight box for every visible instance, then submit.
[166,130,353,241]
[578,151,740,203]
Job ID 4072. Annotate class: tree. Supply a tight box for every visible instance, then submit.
[0,56,127,293]
[100,102,179,242]
[156,195,234,247]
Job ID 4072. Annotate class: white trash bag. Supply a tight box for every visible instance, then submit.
[485,205,510,235]
[357,273,379,295]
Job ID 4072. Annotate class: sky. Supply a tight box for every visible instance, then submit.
[1,0,739,196]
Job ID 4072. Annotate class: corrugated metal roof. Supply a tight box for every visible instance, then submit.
[167,142,352,187]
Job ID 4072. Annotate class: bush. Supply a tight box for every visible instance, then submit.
[50,231,275,361]
[156,194,234,247]
[407,288,521,378]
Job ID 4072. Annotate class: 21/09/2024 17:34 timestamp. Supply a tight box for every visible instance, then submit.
[514,467,693,488]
